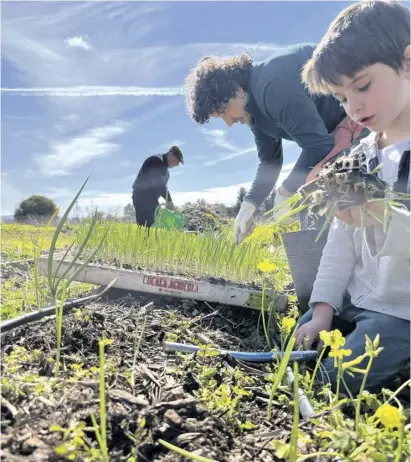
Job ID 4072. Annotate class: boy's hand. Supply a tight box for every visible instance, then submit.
[295,318,332,350]
[336,202,384,228]
[295,303,334,350]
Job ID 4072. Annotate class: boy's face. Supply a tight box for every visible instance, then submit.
[329,49,410,136]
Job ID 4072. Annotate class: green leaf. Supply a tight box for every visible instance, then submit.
[373,334,380,349]
[55,443,72,455]
[240,420,257,430]
[365,334,372,353]
[47,177,90,295]
[267,326,298,419]
[272,440,290,459]
[50,424,64,432]
[375,347,384,357]
[289,362,299,462]
[330,430,351,451]
[158,439,218,461]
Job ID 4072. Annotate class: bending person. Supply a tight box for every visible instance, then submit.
[131,146,183,227]
[185,44,368,243]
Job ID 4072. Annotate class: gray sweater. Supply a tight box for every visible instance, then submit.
[244,43,344,206]
[310,133,410,320]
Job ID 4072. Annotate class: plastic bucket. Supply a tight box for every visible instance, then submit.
[153,205,186,230]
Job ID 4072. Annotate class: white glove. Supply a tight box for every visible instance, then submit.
[234,201,256,244]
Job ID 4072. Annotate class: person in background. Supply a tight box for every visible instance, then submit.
[184,44,369,244]
[131,146,183,227]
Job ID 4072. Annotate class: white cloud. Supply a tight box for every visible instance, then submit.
[62,113,80,122]
[65,35,92,50]
[155,140,186,152]
[170,170,184,178]
[202,128,237,153]
[1,86,184,97]
[1,2,290,130]
[204,147,257,166]
[34,121,130,176]
[201,128,258,166]
[53,124,67,134]
[204,139,300,167]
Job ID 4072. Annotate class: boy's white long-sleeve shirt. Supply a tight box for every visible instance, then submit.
[309,133,410,321]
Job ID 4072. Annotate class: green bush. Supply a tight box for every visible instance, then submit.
[14,195,58,223]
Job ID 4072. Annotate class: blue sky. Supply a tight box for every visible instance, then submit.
[1,1,366,215]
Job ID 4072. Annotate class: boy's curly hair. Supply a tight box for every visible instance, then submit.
[185,53,253,124]
[302,0,410,95]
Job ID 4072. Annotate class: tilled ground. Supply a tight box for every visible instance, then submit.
[0,292,326,462]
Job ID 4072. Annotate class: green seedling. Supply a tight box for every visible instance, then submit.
[33,177,111,376]
[90,337,112,462]
[158,438,218,462]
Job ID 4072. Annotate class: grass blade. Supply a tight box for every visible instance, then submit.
[158,439,217,462]
[267,326,297,419]
[47,177,90,295]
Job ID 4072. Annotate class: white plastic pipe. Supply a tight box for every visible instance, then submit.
[38,257,288,312]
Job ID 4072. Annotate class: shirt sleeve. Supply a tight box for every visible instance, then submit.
[244,125,283,207]
[309,218,357,311]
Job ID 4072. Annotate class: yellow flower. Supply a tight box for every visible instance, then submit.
[281,317,296,334]
[257,259,276,273]
[328,348,352,367]
[375,403,403,428]
[319,329,345,350]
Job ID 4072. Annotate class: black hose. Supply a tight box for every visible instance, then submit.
[1,277,119,334]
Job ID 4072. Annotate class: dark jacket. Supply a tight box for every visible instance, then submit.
[244,43,345,206]
[132,154,172,204]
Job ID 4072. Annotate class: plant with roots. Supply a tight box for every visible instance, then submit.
[271,149,410,240]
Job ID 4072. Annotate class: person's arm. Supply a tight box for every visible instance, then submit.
[244,125,283,207]
[295,219,356,348]
[263,82,335,193]
[309,218,357,311]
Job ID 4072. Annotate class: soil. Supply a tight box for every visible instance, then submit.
[0,292,325,462]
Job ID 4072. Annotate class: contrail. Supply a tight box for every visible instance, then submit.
[0,85,185,97]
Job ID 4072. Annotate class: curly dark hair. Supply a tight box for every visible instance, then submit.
[185,53,253,124]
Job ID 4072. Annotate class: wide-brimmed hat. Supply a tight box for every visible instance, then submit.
[169,146,184,164]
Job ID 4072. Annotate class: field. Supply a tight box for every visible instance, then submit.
[1,224,95,321]
[1,218,410,462]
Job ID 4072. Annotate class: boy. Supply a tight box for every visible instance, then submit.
[295,0,410,395]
